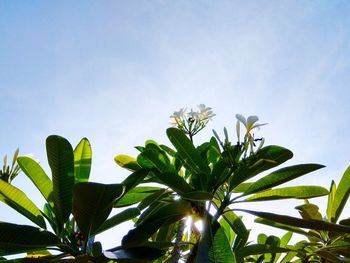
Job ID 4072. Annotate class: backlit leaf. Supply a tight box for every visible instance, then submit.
[74,137,92,183]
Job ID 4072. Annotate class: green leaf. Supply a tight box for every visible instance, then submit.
[331,165,350,223]
[0,180,46,228]
[295,203,323,220]
[104,247,166,262]
[114,186,162,208]
[275,232,293,262]
[327,180,336,222]
[152,171,193,195]
[316,250,349,263]
[74,137,92,183]
[244,186,328,202]
[95,207,140,236]
[0,222,61,256]
[209,159,229,190]
[137,188,171,211]
[46,135,75,226]
[114,154,141,172]
[122,200,192,247]
[17,156,53,207]
[236,209,350,233]
[167,128,210,190]
[255,218,320,240]
[121,168,149,193]
[72,182,125,237]
[232,183,253,193]
[230,145,293,190]
[222,210,249,239]
[236,244,292,258]
[180,191,214,201]
[219,217,236,246]
[139,148,173,173]
[195,216,236,263]
[244,164,325,195]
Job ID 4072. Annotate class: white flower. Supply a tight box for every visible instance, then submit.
[197,104,215,122]
[170,108,186,126]
[235,114,267,133]
[170,104,215,138]
[235,114,267,153]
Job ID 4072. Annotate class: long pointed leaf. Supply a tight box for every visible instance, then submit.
[95,207,140,236]
[17,156,53,207]
[122,200,192,247]
[72,182,125,237]
[235,209,350,233]
[155,171,193,195]
[222,210,249,239]
[244,186,328,202]
[195,216,236,263]
[0,180,46,228]
[0,223,61,256]
[74,137,92,183]
[244,164,325,195]
[236,244,292,258]
[255,218,321,240]
[139,149,173,173]
[167,128,210,190]
[114,154,141,172]
[230,145,293,190]
[331,165,350,223]
[121,168,149,193]
[327,180,336,222]
[114,186,161,207]
[46,135,74,226]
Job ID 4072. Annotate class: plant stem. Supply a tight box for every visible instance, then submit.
[172,219,185,263]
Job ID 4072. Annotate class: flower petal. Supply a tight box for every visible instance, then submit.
[246,115,259,129]
[235,114,247,126]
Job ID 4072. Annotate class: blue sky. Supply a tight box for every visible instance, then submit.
[1,0,350,251]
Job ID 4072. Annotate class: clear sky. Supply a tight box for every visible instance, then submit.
[1,0,350,251]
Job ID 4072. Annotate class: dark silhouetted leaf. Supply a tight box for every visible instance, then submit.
[46,135,74,226]
[0,222,61,256]
[95,208,140,235]
[236,209,350,233]
[72,182,124,237]
[122,200,192,247]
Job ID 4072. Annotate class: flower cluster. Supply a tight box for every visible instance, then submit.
[170,104,215,140]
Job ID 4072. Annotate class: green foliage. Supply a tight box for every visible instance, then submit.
[17,156,54,207]
[0,136,138,261]
[255,167,350,262]
[46,135,75,228]
[0,109,348,262]
[111,112,330,262]
[0,179,46,228]
[0,222,61,256]
[72,182,125,239]
[73,138,92,183]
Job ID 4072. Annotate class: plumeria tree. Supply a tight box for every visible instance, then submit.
[0,105,348,262]
[115,105,329,262]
